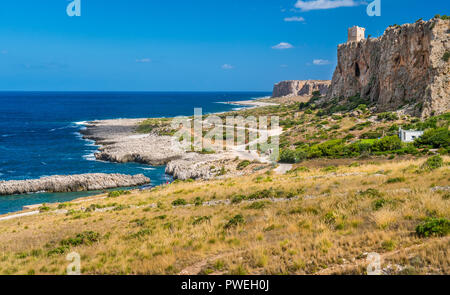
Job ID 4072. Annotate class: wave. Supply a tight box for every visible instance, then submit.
[1,134,15,137]
[139,167,156,171]
[74,121,88,126]
[82,153,96,161]
[50,124,77,132]
[73,132,83,139]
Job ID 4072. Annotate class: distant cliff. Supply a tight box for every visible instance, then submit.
[326,18,449,117]
[272,80,330,98]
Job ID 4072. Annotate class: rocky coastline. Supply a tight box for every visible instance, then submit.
[80,119,238,180]
[0,173,150,196]
[77,99,278,181]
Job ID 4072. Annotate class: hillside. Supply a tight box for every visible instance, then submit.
[0,89,449,275]
[0,156,448,275]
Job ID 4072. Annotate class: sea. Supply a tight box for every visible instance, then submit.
[0,91,270,214]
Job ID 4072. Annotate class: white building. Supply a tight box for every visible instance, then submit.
[398,128,424,143]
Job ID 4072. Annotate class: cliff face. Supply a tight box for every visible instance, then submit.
[327,18,449,117]
[272,80,330,98]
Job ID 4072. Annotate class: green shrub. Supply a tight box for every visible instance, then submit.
[279,148,307,163]
[128,228,152,239]
[245,201,268,210]
[279,149,296,163]
[386,177,406,184]
[39,205,51,213]
[421,155,444,171]
[231,195,246,204]
[373,199,387,210]
[108,190,131,198]
[312,90,321,97]
[415,218,449,238]
[57,203,68,209]
[60,231,100,247]
[316,139,346,158]
[237,160,251,170]
[47,245,70,256]
[219,166,227,176]
[443,51,450,62]
[377,112,399,121]
[224,214,245,229]
[323,212,337,224]
[374,136,402,152]
[172,198,187,206]
[322,166,338,172]
[287,166,310,174]
[415,128,450,148]
[193,197,203,206]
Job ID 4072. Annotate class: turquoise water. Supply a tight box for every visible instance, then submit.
[0,91,270,214]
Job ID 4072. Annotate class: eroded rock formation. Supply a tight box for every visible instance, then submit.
[0,173,150,196]
[327,18,449,117]
[80,119,185,166]
[272,80,331,98]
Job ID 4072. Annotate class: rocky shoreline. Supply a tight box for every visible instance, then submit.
[78,99,277,181]
[80,119,237,180]
[0,173,150,196]
[80,118,186,166]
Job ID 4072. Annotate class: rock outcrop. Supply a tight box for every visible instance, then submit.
[80,119,237,180]
[0,173,150,196]
[165,153,228,180]
[327,18,449,117]
[80,119,185,166]
[272,80,331,98]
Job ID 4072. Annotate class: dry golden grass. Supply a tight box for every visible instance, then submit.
[0,157,448,275]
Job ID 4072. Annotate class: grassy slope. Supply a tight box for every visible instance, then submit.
[0,157,448,275]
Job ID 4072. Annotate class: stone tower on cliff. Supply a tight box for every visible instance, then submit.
[327,18,449,118]
[348,26,365,42]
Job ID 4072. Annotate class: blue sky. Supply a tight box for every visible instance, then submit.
[0,0,447,91]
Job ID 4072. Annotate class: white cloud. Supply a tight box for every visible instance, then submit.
[222,64,234,70]
[295,0,361,11]
[280,64,289,68]
[272,42,294,50]
[284,16,305,22]
[313,59,331,65]
[136,58,151,63]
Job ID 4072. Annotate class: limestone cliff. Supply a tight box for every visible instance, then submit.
[272,80,330,98]
[327,18,449,117]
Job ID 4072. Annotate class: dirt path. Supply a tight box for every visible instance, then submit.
[274,164,293,174]
[0,210,39,221]
[178,251,245,275]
